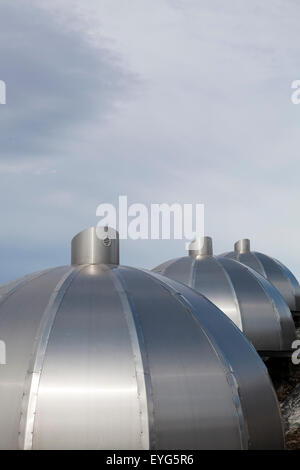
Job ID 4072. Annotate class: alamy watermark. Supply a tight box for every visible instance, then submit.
[0,80,6,104]
[96,196,204,248]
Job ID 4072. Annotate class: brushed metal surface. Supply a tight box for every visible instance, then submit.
[151,272,284,450]
[19,266,79,450]
[0,263,285,449]
[189,236,213,257]
[71,226,119,266]
[120,267,247,449]
[223,239,300,313]
[153,237,296,352]
[0,229,286,449]
[33,265,147,450]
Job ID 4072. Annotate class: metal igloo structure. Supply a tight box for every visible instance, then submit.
[0,228,285,449]
[153,236,296,354]
[222,239,300,316]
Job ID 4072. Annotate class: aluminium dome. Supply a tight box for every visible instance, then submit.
[222,239,300,314]
[153,236,296,353]
[0,228,284,450]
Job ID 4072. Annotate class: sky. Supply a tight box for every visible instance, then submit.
[0,0,300,283]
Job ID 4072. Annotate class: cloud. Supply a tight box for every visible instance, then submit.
[0,0,300,283]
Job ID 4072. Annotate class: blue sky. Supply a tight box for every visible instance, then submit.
[0,0,300,283]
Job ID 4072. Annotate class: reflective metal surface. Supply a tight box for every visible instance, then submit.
[0,229,285,449]
[222,239,300,313]
[154,237,296,353]
[71,226,119,266]
[189,236,213,256]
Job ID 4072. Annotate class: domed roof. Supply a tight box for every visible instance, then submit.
[0,228,283,450]
[221,239,300,313]
[153,237,296,353]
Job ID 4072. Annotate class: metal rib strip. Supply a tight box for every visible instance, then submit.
[111,267,152,450]
[143,269,249,450]
[18,266,84,450]
[252,253,268,277]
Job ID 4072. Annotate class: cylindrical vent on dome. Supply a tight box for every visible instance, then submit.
[71,226,119,265]
[234,239,250,253]
[189,236,213,257]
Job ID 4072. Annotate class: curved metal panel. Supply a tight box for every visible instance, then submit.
[251,268,296,350]
[154,253,296,352]
[118,266,247,450]
[32,265,147,450]
[110,268,150,450]
[0,266,71,450]
[193,257,243,330]
[255,252,297,311]
[151,274,284,449]
[0,269,52,302]
[19,266,79,450]
[222,245,300,313]
[230,251,267,277]
[155,256,243,330]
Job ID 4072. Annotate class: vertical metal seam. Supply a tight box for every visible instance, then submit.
[271,257,297,310]
[18,266,85,450]
[144,269,249,450]
[152,257,181,275]
[177,293,249,449]
[273,257,299,288]
[112,267,153,450]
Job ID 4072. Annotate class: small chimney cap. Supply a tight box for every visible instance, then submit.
[71,226,119,265]
[234,239,250,253]
[189,236,213,257]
